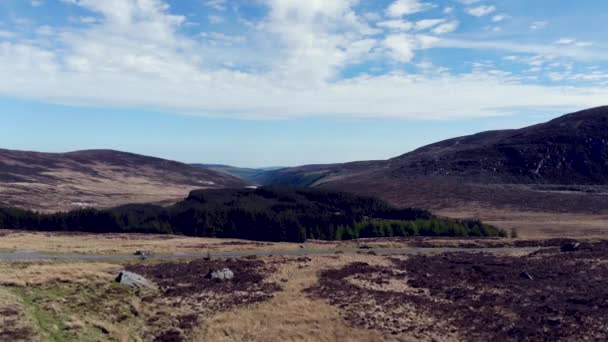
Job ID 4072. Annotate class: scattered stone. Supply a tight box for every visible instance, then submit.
[206,268,234,281]
[560,242,580,252]
[115,271,155,289]
[134,250,154,258]
[520,272,534,280]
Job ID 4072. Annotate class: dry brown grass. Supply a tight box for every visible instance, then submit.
[0,261,120,287]
[438,207,608,239]
[192,254,394,342]
[0,230,329,255]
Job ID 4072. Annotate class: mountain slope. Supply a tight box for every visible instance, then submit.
[0,149,246,211]
[259,106,608,213]
[386,106,608,184]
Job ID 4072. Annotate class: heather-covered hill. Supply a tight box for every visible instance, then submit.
[0,149,245,211]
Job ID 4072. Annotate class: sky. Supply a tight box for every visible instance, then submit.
[0,0,607,167]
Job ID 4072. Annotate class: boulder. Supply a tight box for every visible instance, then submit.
[560,242,580,252]
[115,271,154,289]
[206,268,234,281]
[520,272,534,280]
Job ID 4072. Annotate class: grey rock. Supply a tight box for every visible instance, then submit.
[115,271,154,289]
[207,268,234,281]
[560,242,580,252]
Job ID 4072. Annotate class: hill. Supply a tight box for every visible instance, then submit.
[387,106,608,184]
[256,107,608,214]
[0,149,246,211]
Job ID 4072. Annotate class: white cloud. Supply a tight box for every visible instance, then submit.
[260,0,378,84]
[383,35,416,62]
[0,0,607,122]
[556,38,593,47]
[363,12,381,21]
[200,32,245,45]
[492,14,507,22]
[432,20,459,34]
[205,0,227,11]
[467,5,495,17]
[31,0,45,7]
[415,19,445,31]
[377,20,413,31]
[383,34,439,63]
[436,39,606,61]
[556,38,575,45]
[443,7,453,14]
[386,0,436,17]
[457,0,481,4]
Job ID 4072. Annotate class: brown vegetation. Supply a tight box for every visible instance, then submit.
[0,148,244,211]
[308,242,608,341]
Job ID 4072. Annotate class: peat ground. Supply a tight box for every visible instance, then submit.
[308,242,608,341]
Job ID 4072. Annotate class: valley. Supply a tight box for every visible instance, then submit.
[1,107,607,341]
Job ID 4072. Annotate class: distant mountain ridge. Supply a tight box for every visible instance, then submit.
[0,149,245,211]
[257,106,608,187]
[253,106,608,214]
[3,106,608,215]
[190,164,284,184]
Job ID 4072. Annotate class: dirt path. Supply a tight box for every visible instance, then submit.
[192,255,395,341]
[0,247,541,262]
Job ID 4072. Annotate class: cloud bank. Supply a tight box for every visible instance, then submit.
[0,0,607,120]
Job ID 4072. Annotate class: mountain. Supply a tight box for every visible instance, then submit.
[190,164,284,184]
[257,106,608,214]
[386,106,608,184]
[0,149,246,211]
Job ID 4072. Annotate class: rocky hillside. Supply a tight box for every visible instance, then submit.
[0,149,245,211]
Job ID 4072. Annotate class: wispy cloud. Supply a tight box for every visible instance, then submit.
[432,21,459,34]
[467,6,496,17]
[386,0,436,17]
[0,0,606,121]
[205,0,227,11]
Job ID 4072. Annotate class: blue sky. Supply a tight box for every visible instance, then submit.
[0,0,607,167]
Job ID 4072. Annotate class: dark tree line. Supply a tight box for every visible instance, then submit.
[0,186,506,242]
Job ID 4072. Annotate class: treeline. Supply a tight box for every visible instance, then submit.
[337,219,505,240]
[0,186,506,242]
